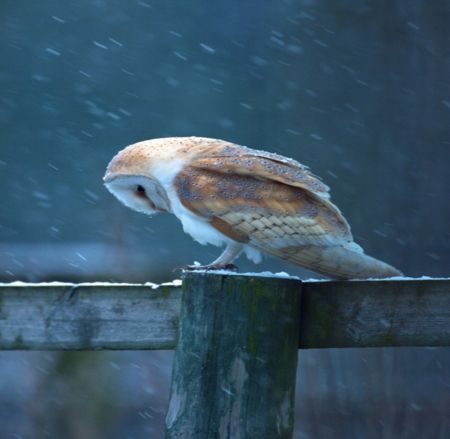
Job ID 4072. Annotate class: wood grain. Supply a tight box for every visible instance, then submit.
[0,283,181,350]
[165,273,301,439]
[299,279,450,348]
[0,277,449,350]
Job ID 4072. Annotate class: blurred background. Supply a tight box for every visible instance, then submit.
[1,0,449,437]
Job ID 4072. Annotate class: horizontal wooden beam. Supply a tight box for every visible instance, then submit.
[0,276,449,350]
[0,282,182,350]
[299,279,450,348]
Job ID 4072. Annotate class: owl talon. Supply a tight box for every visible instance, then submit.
[179,263,239,272]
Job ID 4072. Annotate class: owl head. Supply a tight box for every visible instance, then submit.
[103,141,172,215]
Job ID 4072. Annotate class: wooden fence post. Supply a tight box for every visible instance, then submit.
[165,272,302,439]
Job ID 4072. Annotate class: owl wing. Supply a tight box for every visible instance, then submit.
[174,153,353,255]
[173,155,406,279]
[198,146,332,200]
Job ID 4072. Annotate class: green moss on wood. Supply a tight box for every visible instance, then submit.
[308,300,336,339]
[13,334,26,350]
[381,332,396,346]
[168,273,301,438]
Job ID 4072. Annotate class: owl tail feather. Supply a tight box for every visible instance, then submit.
[276,244,402,280]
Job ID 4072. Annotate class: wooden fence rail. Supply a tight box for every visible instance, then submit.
[0,275,449,350]
[1,273,449,438]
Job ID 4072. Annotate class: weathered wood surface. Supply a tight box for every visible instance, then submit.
[0,277,449,350]
[166,273,301,439]
[0,283,182,350]
[300,279,450,348]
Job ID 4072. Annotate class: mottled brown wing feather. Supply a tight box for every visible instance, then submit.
[190,152,331,200]
[174,164,404,279]
[174,165,353,251]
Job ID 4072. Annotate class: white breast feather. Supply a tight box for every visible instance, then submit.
[150,157,230,247]
[150,155,262,263]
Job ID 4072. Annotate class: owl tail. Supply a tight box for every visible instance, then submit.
[277,243,402,280]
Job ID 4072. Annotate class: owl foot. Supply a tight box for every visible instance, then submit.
[177,263,239,272]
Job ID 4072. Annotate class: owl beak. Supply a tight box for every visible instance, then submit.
[103,172,114,183]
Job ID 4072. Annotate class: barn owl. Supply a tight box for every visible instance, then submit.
[103,136,402,279]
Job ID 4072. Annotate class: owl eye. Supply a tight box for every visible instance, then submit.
[135,185,147,198]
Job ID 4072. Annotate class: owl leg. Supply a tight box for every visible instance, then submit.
[183,242,243,271]
[210,241,243,267]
